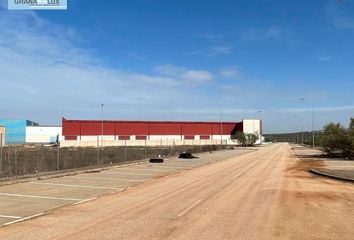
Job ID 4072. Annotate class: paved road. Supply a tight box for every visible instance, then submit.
[0,148,255,226]
[1,143,354,240]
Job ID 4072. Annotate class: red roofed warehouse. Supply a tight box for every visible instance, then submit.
[61,118,249,147]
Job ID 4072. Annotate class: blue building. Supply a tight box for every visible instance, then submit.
[0,119,38,144]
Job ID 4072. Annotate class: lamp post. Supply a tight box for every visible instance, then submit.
[220,108,223,146]
[300,98,315,148]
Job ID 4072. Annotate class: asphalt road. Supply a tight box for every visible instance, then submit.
[1,143,354,240]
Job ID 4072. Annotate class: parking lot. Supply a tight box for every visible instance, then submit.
[0,147,256,226]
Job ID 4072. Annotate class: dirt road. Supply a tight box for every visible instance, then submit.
[1,143,353,240]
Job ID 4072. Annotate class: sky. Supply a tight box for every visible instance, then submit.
[0,0,353,133]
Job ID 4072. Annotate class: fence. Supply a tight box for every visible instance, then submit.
[0,141,228,181]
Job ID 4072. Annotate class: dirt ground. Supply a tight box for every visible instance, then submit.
[0,143,353,240]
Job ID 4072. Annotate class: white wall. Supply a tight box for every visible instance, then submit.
[26,126,62,144]
[0,126,5,146]
[242,119,262,144]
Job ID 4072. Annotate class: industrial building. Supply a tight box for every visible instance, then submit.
[61,118,263,147]
[25,125,62,144]
[0,119,61,145]
[0,119,38,144]
[0,118,263,146]
[0,125,5,146]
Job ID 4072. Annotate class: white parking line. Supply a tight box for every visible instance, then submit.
[2,213,44,226]
[73,197,97,205]
[69,176,148,182]
[0,215,22,219]
[177,199,203,217]
[0,193,82,201]
[29,182,120,190]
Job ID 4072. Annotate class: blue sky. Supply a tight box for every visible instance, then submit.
[0,0,353,133]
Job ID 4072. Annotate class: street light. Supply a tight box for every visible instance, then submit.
[300,98,315,148]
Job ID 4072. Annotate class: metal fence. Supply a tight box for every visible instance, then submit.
[0,140,228,181]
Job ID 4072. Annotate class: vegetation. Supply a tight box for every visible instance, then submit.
[232,132,258,146]
[321,118,354,158]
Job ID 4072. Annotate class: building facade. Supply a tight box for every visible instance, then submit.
[61,118,244,147]
[0,125,5,146]
[25,126,62,144]
[242,119,263,144]
[0,119,38,144]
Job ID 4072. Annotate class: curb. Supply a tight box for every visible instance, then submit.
[309,168,354,183]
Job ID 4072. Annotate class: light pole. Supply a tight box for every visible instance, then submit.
[219,99,226,146]
[220,108,223,146]
[300,98,315,148]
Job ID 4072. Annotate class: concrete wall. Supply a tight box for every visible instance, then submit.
[0,126,5,146]
[60,135,235,147]
[242,119,262,144]
[26,126,62,144]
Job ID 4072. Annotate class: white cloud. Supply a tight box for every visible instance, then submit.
[154,64,186,76]
[181,70,213,84]
[154,64,213,84]
[0,10,218,123]
[219,66,241,79]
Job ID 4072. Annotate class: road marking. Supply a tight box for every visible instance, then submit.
[2,213,44,226]
[29,182,120,190]
[73,197,97,205]
[69,176,147,182]
[177,199,203,217]
[0,193,82,201]
[0,215,22,219]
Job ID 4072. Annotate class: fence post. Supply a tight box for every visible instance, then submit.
[14,148,18,178]
[57,143,60,171]
[124,140,127,161]
[160,138,162,157]
[144,139,147,159]
[97,136,100,165]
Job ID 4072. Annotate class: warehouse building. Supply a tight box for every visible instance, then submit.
[0,119,62,145]
[0,125,5,146]
[60,118,263,147]
[25,125,62,144]
[242,119,263,144]
[0,119,38,144]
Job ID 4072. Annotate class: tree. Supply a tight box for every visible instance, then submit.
[321,122,352,158]
[232,131,246,146]
[246,134,258,145]
[231,132,258,146]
